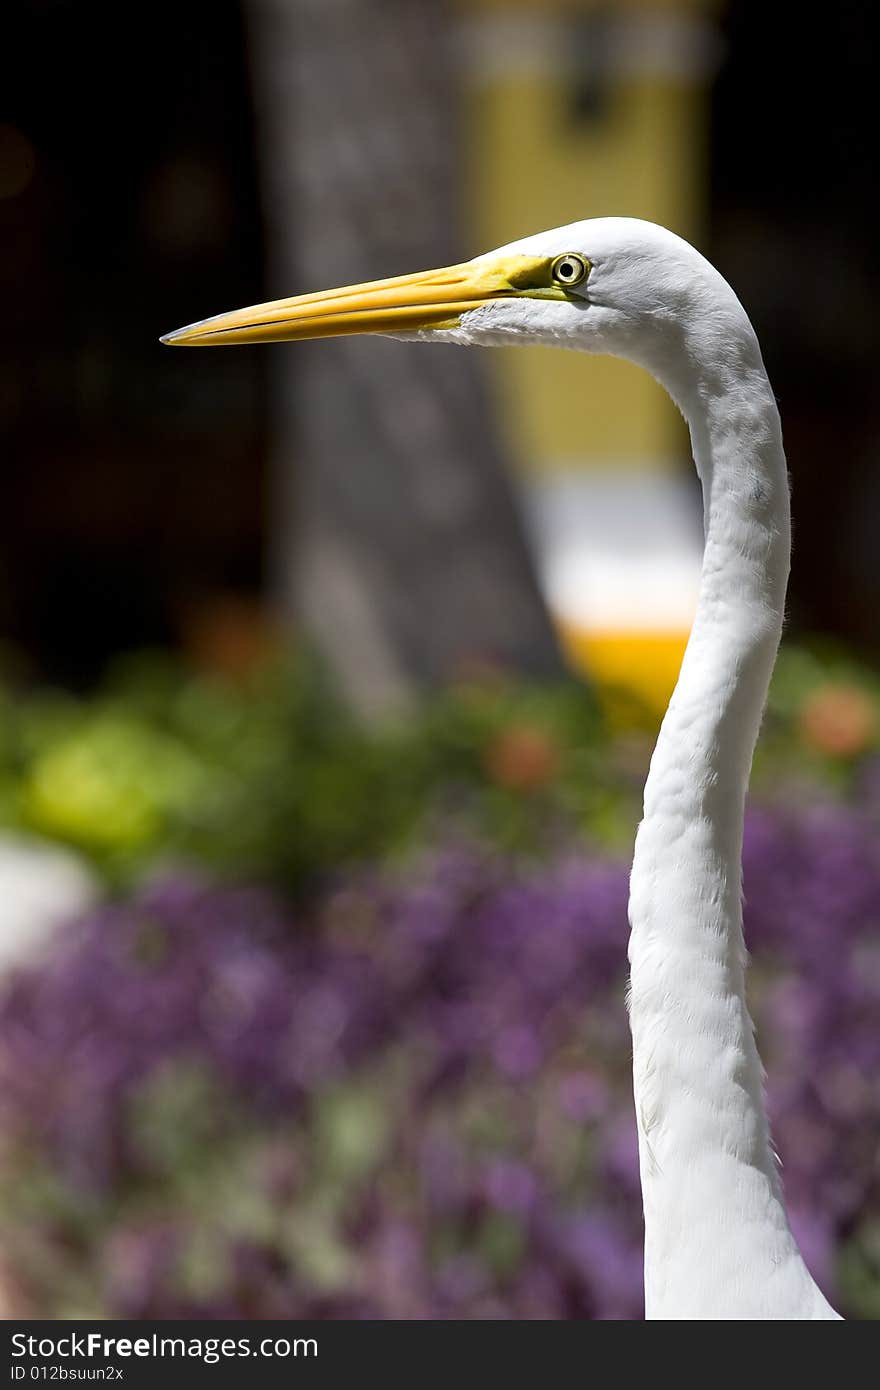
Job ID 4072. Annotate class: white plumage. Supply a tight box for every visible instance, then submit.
[164,216,843,1320]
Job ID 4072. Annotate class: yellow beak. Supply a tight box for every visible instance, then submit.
[160,254,560,346]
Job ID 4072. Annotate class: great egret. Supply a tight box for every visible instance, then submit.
[163,218,842,1320]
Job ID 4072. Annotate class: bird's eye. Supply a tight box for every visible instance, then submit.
[550,253,590,289]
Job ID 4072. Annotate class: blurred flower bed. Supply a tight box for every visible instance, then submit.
[2,641,879,892]
[0,653,631,890]
[1,824,878,1319]
[0,641,878,1318]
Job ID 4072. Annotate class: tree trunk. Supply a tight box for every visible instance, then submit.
[246,0,564,716]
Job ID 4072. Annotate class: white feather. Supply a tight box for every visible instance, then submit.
[439,219,842,1320]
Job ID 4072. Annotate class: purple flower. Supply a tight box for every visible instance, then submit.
[0,808,876,1318]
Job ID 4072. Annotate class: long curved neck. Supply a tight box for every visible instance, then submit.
[627,320,836,1318]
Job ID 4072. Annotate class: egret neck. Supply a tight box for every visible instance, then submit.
[628,322,833,1317]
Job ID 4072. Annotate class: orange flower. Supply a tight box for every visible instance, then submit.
[179,594,282,682]
[484,724,560,791]
[799,683,877,758]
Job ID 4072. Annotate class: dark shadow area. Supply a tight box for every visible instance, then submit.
[711,0,880,649]
[1,0,267,686]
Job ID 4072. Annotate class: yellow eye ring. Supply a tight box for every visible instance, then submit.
[550,253,590,289]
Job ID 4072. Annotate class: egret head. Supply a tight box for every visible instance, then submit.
[161,217,725,373]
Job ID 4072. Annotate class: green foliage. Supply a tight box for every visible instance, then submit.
[0,651,630,889]
[2,637,880,891]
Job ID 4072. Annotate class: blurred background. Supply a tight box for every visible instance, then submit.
[0,0,878,1319]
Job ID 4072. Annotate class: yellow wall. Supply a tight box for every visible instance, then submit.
[457,1,721,711]
[458,0,719,477]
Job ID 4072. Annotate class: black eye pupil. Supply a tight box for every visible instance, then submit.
[552,254,586,287]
